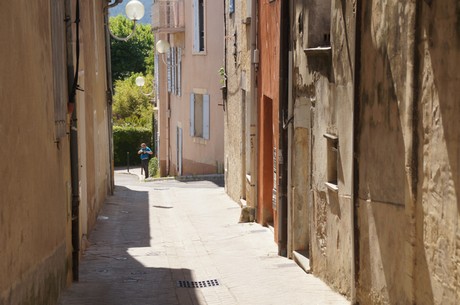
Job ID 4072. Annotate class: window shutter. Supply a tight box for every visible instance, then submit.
[190,93,195,137]
[203,94,210,140]
[171,47,176,94]
[178,48,182,96]
[193,0,199,52]
[167,50,171,92]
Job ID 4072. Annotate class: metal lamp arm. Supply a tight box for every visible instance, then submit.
[107,19,138,42]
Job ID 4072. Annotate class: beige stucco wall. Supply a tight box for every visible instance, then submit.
[0,1,71,304]
[224,0,253,203]
[157,0,224,176]
[0,0,111,304]
[78,0,112,235]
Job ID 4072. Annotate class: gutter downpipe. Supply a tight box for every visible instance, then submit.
[104,2,115,195]
[286,0,294,258]
[352,0,362,302]
[65,0,80,282]
[277,0,289,257]
[250,0,259,220]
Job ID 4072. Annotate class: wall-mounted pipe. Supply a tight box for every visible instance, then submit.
[277,0,289,257]
[65,0,81,282]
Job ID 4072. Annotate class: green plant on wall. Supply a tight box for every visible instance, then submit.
[218,66,227,85]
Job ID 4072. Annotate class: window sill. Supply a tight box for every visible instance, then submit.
[192,137,208,145]
[304,46,332,57]
[325,182,338,192]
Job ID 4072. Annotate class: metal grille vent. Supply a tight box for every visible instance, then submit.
[177,279,220,288]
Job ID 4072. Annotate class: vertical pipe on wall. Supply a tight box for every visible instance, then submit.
[65,0,80,282]
[277,0,289,257]
[352,0,362,302]
[286,0,294,257]
[104,3,115,195]
[250,0,259,218]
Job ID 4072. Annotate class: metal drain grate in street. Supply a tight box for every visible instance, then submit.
[177,279,220,288]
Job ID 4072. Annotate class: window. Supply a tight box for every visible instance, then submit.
[193,0,205,53]
[190,93,210,139]
[167,47,182,96]
[324,133,338,191]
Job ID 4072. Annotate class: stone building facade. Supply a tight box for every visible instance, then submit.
[225,0,460,304]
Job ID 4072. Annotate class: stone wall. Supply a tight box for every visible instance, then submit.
[224,0,253,203]
[416,1,460,304]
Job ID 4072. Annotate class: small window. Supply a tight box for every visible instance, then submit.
[324,133,338,191]
[190,93,210,139]
[305,0,331,48]
[229,0,235,14]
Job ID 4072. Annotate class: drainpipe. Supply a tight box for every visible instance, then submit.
[352,0,362,302]
[104,3,115,195]
[65,0,80,282]
[286,0,294,258]
[250,0,259,220]
[277,0,289,257]
[223,0,228,111]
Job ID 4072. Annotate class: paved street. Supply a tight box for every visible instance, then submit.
[58,169,349,305]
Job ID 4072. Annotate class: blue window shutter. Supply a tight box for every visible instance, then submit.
[167,51,171,92]
[229,0,234,14]
[190,93,195,137]
[170,47,176,94]
[193,0,199,52]
[203,94,210,140]
[178,48,182,96]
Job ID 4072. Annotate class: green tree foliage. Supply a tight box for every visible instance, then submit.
[113,73,154,128]
[110,15,154,80]
[113,125,152,166]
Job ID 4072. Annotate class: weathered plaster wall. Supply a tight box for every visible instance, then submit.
[224,0,252,203]
[79,0,112,234]
[0,1,70,304]
[416,1,460,304]
[290,0,354,297]
[0,0,111,303]
[357,1,416,304]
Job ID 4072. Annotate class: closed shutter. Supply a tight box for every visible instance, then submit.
[167,50,171,92]
[190,93,195,137]
[171,47,176,94]
[203,94,210,140]
[178,48,182,96]
[192,0,199,52]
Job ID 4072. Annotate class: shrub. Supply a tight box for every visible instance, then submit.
[113,125,152,166]
[149,157,159,178]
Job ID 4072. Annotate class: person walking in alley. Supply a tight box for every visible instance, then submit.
[138,143,153,179]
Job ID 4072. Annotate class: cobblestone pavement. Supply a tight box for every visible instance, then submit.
[58,169,349,305]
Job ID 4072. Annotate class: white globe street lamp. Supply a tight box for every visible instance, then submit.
[106,0,145,42]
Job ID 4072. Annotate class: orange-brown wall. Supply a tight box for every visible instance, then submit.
[257,0,281,240]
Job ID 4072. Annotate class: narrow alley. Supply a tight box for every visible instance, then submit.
[57,170,349,305]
